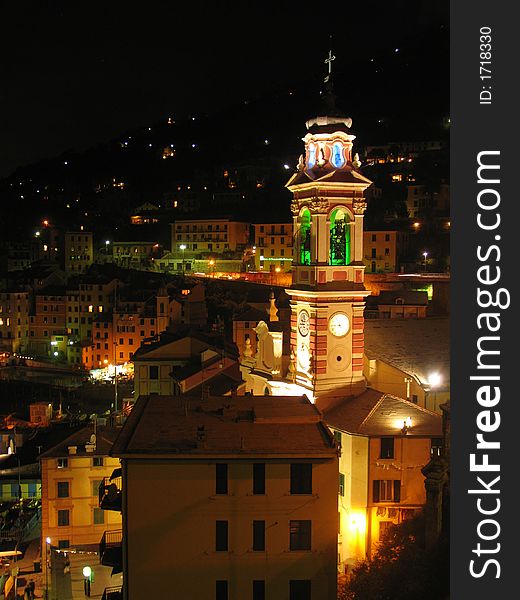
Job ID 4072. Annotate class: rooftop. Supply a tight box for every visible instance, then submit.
[40,424,121,459]
[111,395,337,458]
[364,317,450,388]
[325,389,442,437]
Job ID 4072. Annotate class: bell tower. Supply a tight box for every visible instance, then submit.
[285,69,372,409]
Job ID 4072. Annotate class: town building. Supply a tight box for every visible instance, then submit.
[132,330,239,399]
[39,424,122,551]
[28,287,68,359]
[406,183,450,221]
[252,222,293,272]
[64,231,93,274]
[0,290,30,354]
[363,230,409,274]
[110,394,339,600]
[171,218,250,257]
[363,317,449,413]
[325,391,442,561]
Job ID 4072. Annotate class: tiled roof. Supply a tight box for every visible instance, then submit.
[324,389,442,437]
[39,425,121,459]
[111,395,336,458]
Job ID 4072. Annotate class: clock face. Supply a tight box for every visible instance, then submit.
[298,310,310,337]
[329,312,350,337]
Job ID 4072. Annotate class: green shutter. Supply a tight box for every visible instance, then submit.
[393,480,401,503]
[373,480,380,503]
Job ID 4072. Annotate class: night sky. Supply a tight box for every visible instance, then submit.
[1,1,449,178]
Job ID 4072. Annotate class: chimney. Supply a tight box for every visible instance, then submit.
[196,425,206,448]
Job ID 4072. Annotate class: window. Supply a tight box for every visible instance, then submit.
[93,457,104,467]
[253,581,265,600]
[149,365,159,379]
[339,473,345,496]
[431,438,443,457]
[216,463,228,494]
[93,508,105,525]
[92,480,103,497]
[216,580,228,600]
[253,463,265,495]
[57,458,68,469]
[371,234,376,242]
[290,463,312,494]
[216,520,228,551]
[290,580,311,600]
[384,247,390,256]
[290,520,311,550]
[57,482,69,498]
[385,234,390,241]
[373,480,401,503]
[380,438,394,459]
[371,248,376,258]
[253,520,265,551]
[57,509,70,527]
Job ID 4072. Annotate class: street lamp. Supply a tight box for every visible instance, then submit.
[45,537,51,600]
[82,565,92,597]
[422,251,428,271]
[208,259,215,278]
[179,244,186,274]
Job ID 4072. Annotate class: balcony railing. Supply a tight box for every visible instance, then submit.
[102,586,122,600]
[99,473,122,512]
[99,529,123,573]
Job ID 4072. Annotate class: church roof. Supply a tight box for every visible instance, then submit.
[286,166,372,188]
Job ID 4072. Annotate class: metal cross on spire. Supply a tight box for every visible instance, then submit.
[324,43,336,83]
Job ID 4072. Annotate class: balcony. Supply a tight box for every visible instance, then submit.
[100,529,123,573]
[99,468,122,512]
[102,586,122,600]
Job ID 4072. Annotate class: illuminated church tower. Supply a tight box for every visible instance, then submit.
[285,53,372,408]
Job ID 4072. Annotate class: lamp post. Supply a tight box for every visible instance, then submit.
[82,565,92,597]
[422,251,428,271]
[179,244,186,274]
[208,259,215,278]
[45,537,51,600]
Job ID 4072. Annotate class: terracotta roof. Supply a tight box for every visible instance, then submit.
[39,425,121,459]
[324,389,442,437]
[111,395,337,458]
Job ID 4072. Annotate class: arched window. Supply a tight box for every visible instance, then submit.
[329,208,351,265]
[331,142,345,168]
[264,386,270,396]
[299,209,311,265]
[307,143,316,168]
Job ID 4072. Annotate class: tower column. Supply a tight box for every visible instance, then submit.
[353,214,364,262]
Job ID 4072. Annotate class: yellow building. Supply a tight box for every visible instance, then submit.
[40,425,122,551]
[252,222,293,272]
[363,230,409,274]
[324,391,442,565]
[0,290,30,354]
[111,395,339,600]
[363,317,450,413]
[172,218,250,254]
[64,231,94,274]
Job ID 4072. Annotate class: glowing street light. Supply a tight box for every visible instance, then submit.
[82,566,92,597]
[428,372,442,388]
[180,244,186,274]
